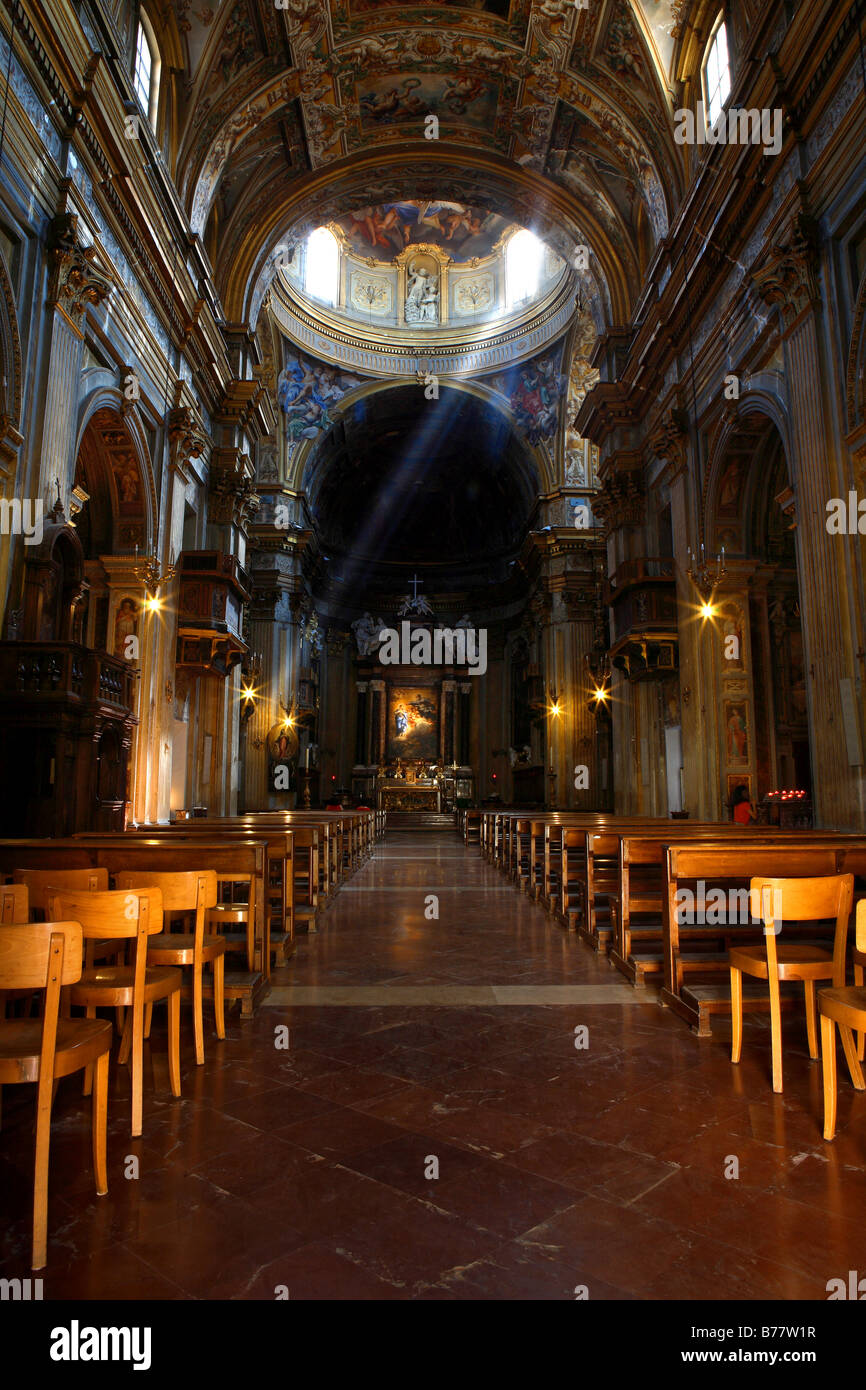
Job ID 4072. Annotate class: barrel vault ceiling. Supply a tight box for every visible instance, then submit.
[166,0,688,327]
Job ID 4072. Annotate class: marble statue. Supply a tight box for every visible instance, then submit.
[352,612,386,656]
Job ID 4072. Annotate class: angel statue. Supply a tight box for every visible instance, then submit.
[405,259,432,323]
[397,592,434,617]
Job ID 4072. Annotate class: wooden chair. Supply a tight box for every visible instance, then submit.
[0,884,28,922]
[0,884,33,1019]
[205,875,255,972]
[0,922,112,1268]
[819,900,866,1140]
[46,888,181,1138]
[115,870,223,1066]
[853,896,866,1060]
[730,875,854,1093]
[13,869,116,974]
[13,868,109,921]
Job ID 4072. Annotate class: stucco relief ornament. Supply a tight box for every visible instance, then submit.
[565,448,586,485]
[48,215,113,323]
[455,277,492,314]
[751,216,820,327]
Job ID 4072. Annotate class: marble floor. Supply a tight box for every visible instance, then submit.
[2,829,866,1300]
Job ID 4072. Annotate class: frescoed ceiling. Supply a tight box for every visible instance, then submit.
[166,0,686,330]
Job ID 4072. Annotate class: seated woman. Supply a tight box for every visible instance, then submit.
[731,783,755,825]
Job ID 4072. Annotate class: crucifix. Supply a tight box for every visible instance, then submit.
[408,573,423,602]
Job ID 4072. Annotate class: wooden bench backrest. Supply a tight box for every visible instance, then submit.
[668,844,842,880]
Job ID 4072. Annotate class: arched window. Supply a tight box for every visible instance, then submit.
[506,229,544,309]
[703,14,731,127]
[304,227,340,307]
[133,13,160,130]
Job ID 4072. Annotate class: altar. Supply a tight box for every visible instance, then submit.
[379,780,441,813]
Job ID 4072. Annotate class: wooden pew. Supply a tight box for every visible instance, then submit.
[150,814,325,931]
[660,841,866,1035]
[111,824,296,960]
[0,837,270,1015]
[611,829,801,985]
[600,826,866,982]
[464,809,481,846]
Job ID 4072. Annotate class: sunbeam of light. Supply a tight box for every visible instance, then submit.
[314,386,471,603]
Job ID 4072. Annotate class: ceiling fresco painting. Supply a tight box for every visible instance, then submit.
[335,202,510,262]
[331,0,533,46]
[278,351,365,442]
[168,0,687,510]
[174,0,680,313]
[349,0,513,17]
[356,73,500,135]
[485,342,568,448]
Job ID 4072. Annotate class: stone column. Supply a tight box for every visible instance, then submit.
[458,683,471,767]
[441,680,456,765]
[355,682,368,765]
[370,679,385,764]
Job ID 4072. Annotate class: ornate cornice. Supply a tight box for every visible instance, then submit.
[269,269,576,379]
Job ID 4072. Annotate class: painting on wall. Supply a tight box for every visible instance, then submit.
[267,721,299,794]
[277,352,364,441]
[336,201,509,263]
[351,0,512,12]
[356,73,499,137]
[387,685,439,761]
[719,601,746,673]
[488,345,567,446]
[724,700,750,767]
[113,597,139,662]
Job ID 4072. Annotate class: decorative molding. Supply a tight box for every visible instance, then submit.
[592,470,645,538]
[270,268,575,378]
[209,447,260,528]
[847,267,866,431]
[48,213,114,327]
[647,407,689,472]
[750,215,821,328]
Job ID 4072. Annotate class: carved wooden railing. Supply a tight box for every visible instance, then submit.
[0,642,135,710]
